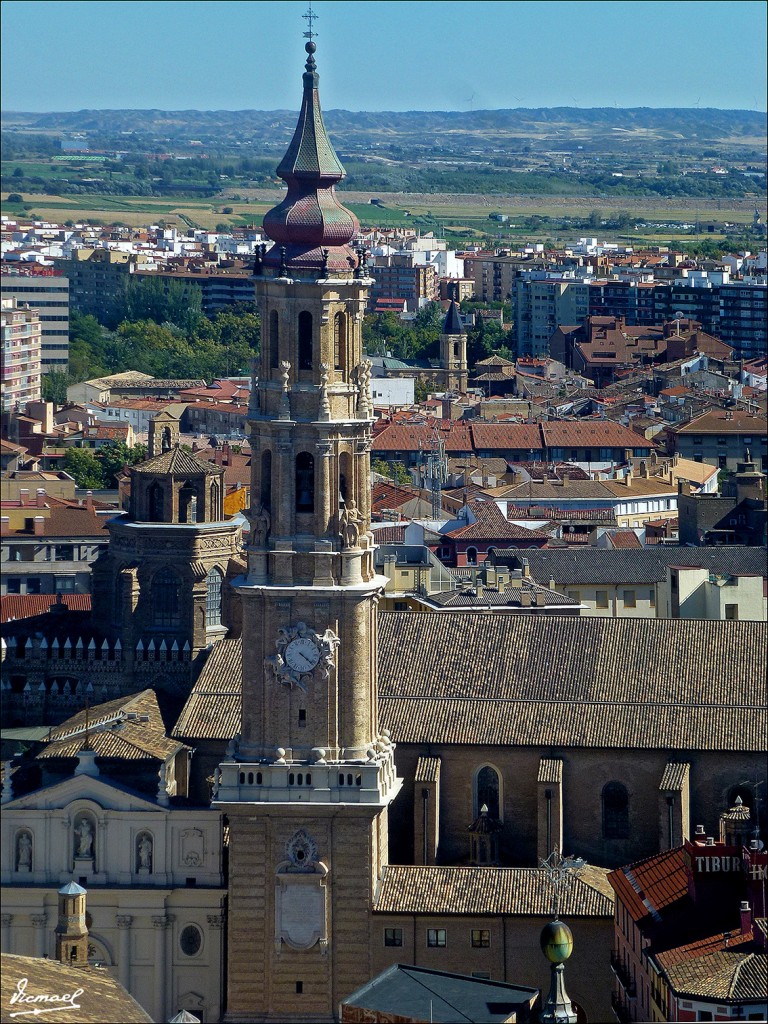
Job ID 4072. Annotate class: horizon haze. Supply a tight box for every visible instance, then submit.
[1,0,767,114]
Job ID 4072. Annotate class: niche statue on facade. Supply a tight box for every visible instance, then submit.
[137,833,153,874]
[339,499,362,550]
[251,504,271,546]
[16,831,32,872]
[74,818,94,859]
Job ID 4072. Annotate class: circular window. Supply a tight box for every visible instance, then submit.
[180,924,202,957]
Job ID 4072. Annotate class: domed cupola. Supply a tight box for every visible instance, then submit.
[261,38,360,274]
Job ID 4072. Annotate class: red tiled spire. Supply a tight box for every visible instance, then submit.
[262,37,359,274]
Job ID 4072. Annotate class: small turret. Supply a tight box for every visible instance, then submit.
[55,881,89,966]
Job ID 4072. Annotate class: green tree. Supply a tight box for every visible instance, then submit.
[41,369,70,404]
[97,440,148,487]
[414,378,430,403]
[62,448,105,489]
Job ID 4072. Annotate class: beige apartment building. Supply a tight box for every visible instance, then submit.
[0,272,69,370]
[513,277,590,356]
[1,296,42,412]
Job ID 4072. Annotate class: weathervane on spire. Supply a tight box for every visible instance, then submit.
[302,5,318,43]
[540,846,585,919]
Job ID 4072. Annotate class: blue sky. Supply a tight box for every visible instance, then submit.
[2,0,766,112]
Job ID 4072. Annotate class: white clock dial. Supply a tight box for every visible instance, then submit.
[284,636,321,673]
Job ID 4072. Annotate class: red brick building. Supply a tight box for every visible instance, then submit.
[608,809,767,1023]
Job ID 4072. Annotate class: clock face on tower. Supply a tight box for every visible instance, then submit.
[268,621,341,691]
[285,636,321,673]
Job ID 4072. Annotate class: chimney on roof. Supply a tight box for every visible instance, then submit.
[640,460,649,479]
[33,515,45,537]
[36,488,46,508]
[740,901,752,936]
[19,488,30,506]
[85,490,93,512]
[520,589,532,608]
[521,558,530,578]
[624,468,633,487]
[695,824,706,837]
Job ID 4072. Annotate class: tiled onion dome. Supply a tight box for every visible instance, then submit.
[262,41,359,273]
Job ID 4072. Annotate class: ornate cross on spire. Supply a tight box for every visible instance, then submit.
[540,846,585,919]
[302,5,318,43]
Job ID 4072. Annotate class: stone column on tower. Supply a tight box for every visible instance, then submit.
[214,22,401,1024]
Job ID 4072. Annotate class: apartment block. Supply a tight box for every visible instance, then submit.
[513,277,589,356]
[1,297,42,412]
[0,271,69,371]
[368,254,438,311]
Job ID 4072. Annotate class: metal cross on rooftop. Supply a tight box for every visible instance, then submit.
[540,846,586,919]
[302,5,318,42]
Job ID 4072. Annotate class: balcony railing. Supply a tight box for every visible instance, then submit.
[610,951,637,997]
[611,990,632,1024]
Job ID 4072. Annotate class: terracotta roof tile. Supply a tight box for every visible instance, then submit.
[540,421,654,448]
[608,847,688,923]
[378,615,765,752]
[447,500,550,541]
[414,756,441,783]
[538,758,563,783]
[0,594,91,622]
[374,865,613,917]
[132,445,222,476]
[2,505,113,538]
[0,954,153,1023]
[658,946,767,1002]
[471,423,542,451]
[372,421,474,454]
[659,762,690,791]
[174,615,766,753]
[676,410,767,435]
[172,639,242,740]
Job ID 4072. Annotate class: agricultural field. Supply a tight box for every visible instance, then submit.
[2,187,765,246]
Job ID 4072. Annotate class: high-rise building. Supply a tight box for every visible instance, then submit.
[1,296,42,412]
[212,35,401,1022]
[0,269,69,372]
[513,277,589,356]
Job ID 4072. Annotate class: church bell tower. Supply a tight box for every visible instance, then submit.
[214,23,401,1023]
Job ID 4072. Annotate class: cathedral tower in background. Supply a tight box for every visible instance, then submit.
[214,25,401,1022]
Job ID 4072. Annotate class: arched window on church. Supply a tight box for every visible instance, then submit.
[269,310,279,369]
[339,450,351,507]
[210,480,220,520]
[474,765,501,821]
[334,311,347,371]
[261,450,272,511]
[295,452,315,513]
[602,782,630,838]
[152,568,181,628]
[298,311,313,371]
[179,483,197,524]
[148,482,164,523]
[206,567,223,628]
[161,426,172,453]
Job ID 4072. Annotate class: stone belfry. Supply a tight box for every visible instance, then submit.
[440,298,468,393]
[214,19,400,1023]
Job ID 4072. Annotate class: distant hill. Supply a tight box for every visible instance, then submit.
[3,105,766,148]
